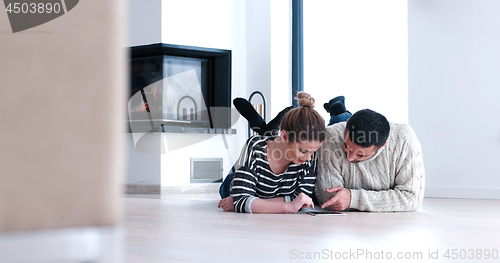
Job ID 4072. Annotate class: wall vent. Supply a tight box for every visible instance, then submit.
[190,158,223,183]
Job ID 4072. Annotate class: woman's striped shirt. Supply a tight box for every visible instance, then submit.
[230,136,318,213]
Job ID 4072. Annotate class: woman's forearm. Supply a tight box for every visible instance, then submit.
[267,197,285,202]
[252,198,292,213]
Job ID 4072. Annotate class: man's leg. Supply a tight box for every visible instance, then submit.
[326,96,352,126]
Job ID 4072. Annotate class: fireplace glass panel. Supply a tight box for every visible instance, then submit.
[131,56,163,98]
[162,56,209,125]
[128,56,211,130]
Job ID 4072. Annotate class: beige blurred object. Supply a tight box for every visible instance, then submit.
[0,0,126,231]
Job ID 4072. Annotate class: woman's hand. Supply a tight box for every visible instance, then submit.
[218,196,235,212]
[288,193,314,212]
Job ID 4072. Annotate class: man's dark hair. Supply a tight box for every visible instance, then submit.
[345,109,390,148]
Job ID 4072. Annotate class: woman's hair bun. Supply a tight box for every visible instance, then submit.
[296,91,315,108]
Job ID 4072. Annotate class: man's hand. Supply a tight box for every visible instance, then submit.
[321,186,351,211]
[218,196,235,212]
[288,193,314,212]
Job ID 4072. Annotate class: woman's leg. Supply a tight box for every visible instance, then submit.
[219,167,235,199]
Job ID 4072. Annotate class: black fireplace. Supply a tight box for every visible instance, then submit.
[128,43,231,133]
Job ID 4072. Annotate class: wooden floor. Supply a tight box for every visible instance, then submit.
[124,195,500,262]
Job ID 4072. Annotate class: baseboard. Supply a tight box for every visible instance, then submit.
[126,183,221,195]
[425,186,500,199]
[125,184,161,194]
[161,183,221,195]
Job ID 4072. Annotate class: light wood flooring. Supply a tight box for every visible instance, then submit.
[124,195,500,262]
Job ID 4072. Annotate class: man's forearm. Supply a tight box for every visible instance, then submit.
[349,187,423,212]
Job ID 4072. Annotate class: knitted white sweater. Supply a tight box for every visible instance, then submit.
[315,122,425,212]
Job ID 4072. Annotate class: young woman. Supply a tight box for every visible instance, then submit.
[218,92,326,213]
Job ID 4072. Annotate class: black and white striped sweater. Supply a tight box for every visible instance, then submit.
[230,136,317,213]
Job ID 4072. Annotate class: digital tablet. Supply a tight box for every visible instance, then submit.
[306,211,345,216]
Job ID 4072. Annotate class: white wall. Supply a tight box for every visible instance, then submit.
[304,0,408,124]
[409,0,500,199]
[128,0,162,46]
[245,0,293,126]
[125,134,161,185]
[271,0,293,115]
[246,0,272,119]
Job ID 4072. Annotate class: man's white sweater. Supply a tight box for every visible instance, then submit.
[315,122,425,212]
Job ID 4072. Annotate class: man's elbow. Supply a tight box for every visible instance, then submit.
[399,191,424,212]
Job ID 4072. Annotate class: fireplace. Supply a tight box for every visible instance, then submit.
[128,43,232,133]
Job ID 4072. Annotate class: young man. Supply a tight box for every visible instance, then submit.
[316,109,425,212]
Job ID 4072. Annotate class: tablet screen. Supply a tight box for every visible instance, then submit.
[306,211,345,216]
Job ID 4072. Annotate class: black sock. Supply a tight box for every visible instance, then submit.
[325,96,346,116]
[324,102,332,113]
[260,106,295,136]
[233,98,266,132]
[324,96,344,114]
[331,101,347,116]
